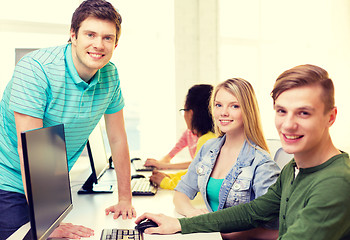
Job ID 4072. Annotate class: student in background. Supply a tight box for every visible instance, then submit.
[173,78,280,239]
[136,65,350,240]
[0,1,134,239]
[147,128,198,166]
[146,84,215,189]
[146,129,198,169]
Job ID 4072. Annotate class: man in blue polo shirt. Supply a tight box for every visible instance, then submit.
[0,0,135,239]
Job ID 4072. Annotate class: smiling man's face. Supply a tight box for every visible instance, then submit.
[70,16,117,81]
[274,84,335,160]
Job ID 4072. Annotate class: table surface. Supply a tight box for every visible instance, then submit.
[9,156,222,240]
[67,156,222,240]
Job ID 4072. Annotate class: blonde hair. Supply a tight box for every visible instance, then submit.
[210,78,269,152]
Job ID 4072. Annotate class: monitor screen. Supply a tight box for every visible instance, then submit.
[77,123,113,194]
[21,124,72,240]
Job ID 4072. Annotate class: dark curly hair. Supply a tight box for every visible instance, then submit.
[185,84,214,136]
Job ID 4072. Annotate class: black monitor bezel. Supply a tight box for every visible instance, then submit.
[21,124,73,240]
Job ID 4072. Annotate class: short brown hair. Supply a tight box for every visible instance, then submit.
[271,64,335,113]
[69,0,122,43]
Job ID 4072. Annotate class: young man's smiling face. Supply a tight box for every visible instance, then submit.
[274,85,336,162]
[70,16,117,81]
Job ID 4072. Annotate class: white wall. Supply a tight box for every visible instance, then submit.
[112,0,176,156]
[173,0,219,141]
[0,0,80,97]
[218,0,350,152]
[0,0,176,157]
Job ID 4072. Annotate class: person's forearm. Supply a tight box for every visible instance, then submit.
[112,142,132,202]
[162,161,191,170]
[17,146,28,198]
[173,191,196,216]
[104,111,132,203]
[160,154,172,163]
[179,198,274,234]
[14,112,43,199]
[179,209,233,234]
[115,164,132,201]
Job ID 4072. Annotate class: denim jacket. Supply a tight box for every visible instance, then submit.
[175,135,281,212]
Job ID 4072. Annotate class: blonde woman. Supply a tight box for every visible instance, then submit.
[173,78,280,239]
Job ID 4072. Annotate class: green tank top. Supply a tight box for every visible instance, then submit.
[207,177,224,211]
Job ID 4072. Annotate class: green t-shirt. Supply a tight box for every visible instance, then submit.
[180,152,350,240]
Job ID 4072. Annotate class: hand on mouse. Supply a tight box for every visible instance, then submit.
[149,170,170,185]
[135,219,158,232]
[135,213,181,234]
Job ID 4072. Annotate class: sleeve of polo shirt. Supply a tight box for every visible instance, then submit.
[105,68,124,114]
[9,57,49,119]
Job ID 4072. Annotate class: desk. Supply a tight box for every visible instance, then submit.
[8,157,221,240]
[65,159,222,240]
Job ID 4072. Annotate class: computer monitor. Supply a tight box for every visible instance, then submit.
[77,123,114,194]
[21,124,72,240]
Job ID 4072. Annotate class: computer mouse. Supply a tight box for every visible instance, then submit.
[131,174,145,179]
[130,157,141,162]
[135,219,158,232]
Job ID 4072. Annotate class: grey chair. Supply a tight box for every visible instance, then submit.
[266,139,282,160]
[274,147,294,169]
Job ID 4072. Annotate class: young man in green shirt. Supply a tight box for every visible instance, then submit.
[136,64,350,239]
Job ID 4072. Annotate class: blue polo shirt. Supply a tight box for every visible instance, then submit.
[0,44,124,194]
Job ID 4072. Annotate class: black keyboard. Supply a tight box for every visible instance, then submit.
[131,158,154,171]
[131,178,157,196]
[100,228,141,240]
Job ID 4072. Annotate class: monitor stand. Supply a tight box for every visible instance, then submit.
[108,156,114,169]
[77,183,115,194]
[77,174,115,194]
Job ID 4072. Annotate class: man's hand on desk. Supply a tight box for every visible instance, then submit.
[105,199,136,219]
[49,222,94,239]
[135,213,181,235]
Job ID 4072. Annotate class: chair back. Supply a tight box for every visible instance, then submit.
[274,147,294,169]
